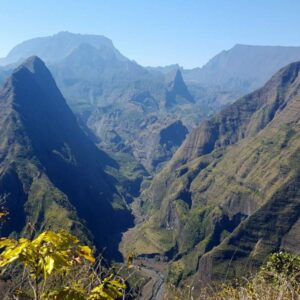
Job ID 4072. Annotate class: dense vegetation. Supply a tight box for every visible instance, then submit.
[168,252,300,299]
[0,231,127,299]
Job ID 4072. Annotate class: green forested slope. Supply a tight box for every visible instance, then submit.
[122,61,300,285]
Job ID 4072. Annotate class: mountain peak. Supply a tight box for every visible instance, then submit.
[17,55,47,74]
[4,56,68,112]
[165,69,194,107]
[165,68,183,84]
[12,55,56,85]
[174,68,184,83]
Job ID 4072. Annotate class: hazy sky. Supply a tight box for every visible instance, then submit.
[0,0,300,68]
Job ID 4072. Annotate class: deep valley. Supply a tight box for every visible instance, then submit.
[0,30,299,299]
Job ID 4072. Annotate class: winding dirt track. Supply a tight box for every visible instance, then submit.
[137,264,165,300]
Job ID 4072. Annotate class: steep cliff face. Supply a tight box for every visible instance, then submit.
[130,120,189,172]
[0,57,133,259]
[122,61,300,284]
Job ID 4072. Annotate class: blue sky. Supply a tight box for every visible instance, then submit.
[0,0,299,68]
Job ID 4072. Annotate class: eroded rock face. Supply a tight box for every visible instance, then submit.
[145,120,189,171]
[124,61,300,286]
[160,121,188,154]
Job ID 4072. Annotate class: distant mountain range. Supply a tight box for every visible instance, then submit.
[0,31,126,66]
[152,44,300,104]
[184,44,300,87]
[1,33,300,175]
[0,56,133,259]
[123,60,300,288]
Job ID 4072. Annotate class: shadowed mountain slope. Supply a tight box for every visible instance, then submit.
[0,56,133,259]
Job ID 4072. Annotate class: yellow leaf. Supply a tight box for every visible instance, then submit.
[109,280,126,289]
[0,238,17,248]
[78,246,95,263]
[45,256,55,275]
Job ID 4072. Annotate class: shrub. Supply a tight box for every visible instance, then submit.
[259,251,300,284]
[165,252,300,300]
[0,231,125,300]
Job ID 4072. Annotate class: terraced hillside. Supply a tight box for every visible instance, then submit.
[121,61,300,287]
